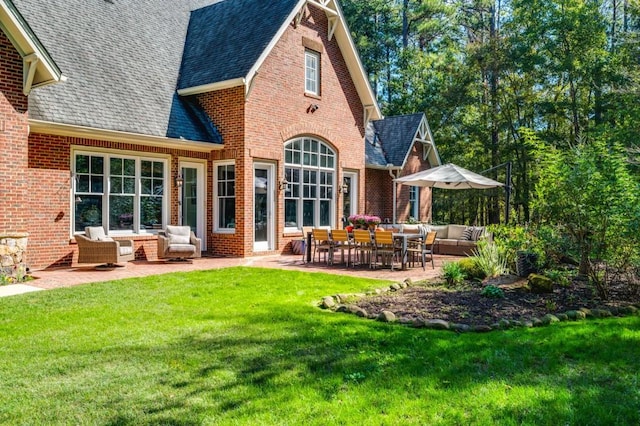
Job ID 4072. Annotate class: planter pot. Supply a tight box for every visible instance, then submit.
[516,251,538,277]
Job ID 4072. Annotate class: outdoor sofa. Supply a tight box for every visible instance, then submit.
[381,223,487,256]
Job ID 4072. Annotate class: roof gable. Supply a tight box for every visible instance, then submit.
[365,113,441,169]
[177,0,381,120]
[0,0,63,93]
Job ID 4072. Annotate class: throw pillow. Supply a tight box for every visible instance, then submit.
[166,225,191,244]
[471,227,484,241]
[461,227,473,240]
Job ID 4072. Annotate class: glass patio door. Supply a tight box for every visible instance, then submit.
[254,164,274,251]
[179,161,205,250]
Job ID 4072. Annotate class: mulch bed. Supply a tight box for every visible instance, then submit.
[354,274,640,328]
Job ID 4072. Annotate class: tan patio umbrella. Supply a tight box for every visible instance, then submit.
[396,162,509,223]
[395,163,504,189]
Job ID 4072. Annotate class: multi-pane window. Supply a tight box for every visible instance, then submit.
[409,186,420,220]
[305,50,320,95]
[284,138,335,229]
[74,152,166,233]
[216,163,236,230]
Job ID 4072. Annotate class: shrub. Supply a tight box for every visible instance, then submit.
[544,269,572,288]
[442,261,465,287]
[481,285,504,298]
[457,257,486,281]
[471,241,509,278]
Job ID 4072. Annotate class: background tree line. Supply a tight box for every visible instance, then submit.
[342,0,640,226]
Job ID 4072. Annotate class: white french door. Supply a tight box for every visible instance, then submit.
[253,163,275,252]
[179,161,206,250]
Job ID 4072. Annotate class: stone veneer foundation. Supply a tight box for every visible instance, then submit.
[0,233,29,277]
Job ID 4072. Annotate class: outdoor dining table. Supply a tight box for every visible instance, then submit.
[305,230,423,270]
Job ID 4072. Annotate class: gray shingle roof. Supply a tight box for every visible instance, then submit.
[11,0,221,141]
[365,113,424,167]
[178,0,300,90]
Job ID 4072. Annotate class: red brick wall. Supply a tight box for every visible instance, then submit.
[26,133,210,269]
[195,6,368,256]
[0,33,29,234]
[243,5,366,254]
[198,87,247,257]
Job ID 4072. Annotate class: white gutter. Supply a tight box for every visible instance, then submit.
[29,120,222,153]
[177,77,246,97]
[387,164,399,224]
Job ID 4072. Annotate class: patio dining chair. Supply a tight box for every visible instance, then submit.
[311,228,332,264]
[330,229,352,267]
[407,231,437,270]
[373,230,401,270]
[352,229,374,268]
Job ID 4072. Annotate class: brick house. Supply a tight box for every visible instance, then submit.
[1,0,439,270]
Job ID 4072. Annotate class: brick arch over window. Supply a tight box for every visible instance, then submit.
[280,123,339,146]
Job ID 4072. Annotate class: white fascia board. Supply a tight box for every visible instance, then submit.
[0,0,63,90]
[244,0,308,94]
[330,0,381,121]
[29,120,223,153]
[177,77,246,96]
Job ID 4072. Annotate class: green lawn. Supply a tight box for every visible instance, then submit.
[1,267,639,425]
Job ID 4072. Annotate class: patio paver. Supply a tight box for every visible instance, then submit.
[1,254,455,297]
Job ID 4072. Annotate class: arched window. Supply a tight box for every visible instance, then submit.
[284,137,336,230]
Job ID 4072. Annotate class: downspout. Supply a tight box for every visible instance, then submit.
[387,164,398,224]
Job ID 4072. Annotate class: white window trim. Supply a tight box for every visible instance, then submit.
[305,50,320,96]
[71,147,170,237]
[283,138,336,233]
[213,160,236,234]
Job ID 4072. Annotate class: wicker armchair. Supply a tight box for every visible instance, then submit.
[75,226,135,267]
[157,225,201,262]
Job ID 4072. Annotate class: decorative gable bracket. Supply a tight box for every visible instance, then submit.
[414,116,440,166]
[297,0,338,41]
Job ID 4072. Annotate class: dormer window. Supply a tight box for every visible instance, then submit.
[305,50,320,96]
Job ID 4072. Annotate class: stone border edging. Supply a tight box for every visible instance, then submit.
[318,278,640,332]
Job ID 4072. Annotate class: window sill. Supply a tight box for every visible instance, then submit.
[304,92,321,100]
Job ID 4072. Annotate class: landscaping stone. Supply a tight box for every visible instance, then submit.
[591,309,612,318]
[321,296,336,309]
[532,317,543,327]
[347,305,367,317]
[398,317,414,325]
[528,274,554,294]
[473,325,492,332]
[566,310,586,320]
[451,323,471,332]
[335,305,348,313]
[522,320,534,328]
[377,311,396,322]
[541,314,560,325]
[425,319,450,330]
[498,319,511,329]
[403,278,413,287]
[390,283,402,291]
[412,317,426,328]
[579,307,592,317]
[336,294,350,303]
[618,305,638,315]
[555,313,568,321]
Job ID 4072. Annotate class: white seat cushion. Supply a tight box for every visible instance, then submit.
[119,246,134,255]
[167,244,196,254]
